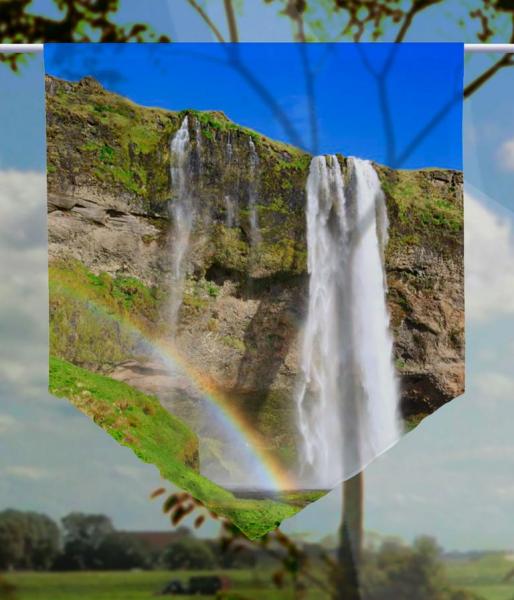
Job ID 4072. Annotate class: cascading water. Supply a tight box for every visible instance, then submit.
[224,133,238,228]
[247,138,261,246]
[194,117,202,177]
[295,155,401,489]
[166,119,278,490]
[168,116,193,333]
[224,195,238,228]
[226,131,233,162]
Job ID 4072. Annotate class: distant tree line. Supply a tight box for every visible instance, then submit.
[0,507,487,599]
[0,510,257,572]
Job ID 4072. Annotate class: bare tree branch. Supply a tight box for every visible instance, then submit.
[394,0,442,43]
[464,15,514,99]
[464,52,513,98]
[186,0,226,42]
[298,43,319,154]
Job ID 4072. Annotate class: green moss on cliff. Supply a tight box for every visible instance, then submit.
[49,259,167,370]
[376,167,463,256]
[46,75,177,212]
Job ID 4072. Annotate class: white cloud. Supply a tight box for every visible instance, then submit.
[466,192,514,321]
[0,171,48,397]
[3,466,54,481]
[475,371,514,401]
[498,138,514,171]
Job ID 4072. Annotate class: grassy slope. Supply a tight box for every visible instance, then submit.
[49,357,317,540]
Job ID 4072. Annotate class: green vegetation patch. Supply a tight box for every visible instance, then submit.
[46,75,177,209]
[49,259,167,370]
[376,167,463,256]
[50,356,199,469]
[49,357,320,539]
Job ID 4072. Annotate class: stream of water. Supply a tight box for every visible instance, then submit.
[168,117,194,334]
[296,155,401,488]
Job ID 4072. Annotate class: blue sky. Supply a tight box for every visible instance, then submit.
[44,42,463,170]
[1,33,514,550]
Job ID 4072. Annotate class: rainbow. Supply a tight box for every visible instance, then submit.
[50,279,298,491]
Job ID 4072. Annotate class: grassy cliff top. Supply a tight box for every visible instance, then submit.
[45,74,308,208]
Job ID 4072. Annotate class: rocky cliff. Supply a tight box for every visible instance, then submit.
[47,74,464,470]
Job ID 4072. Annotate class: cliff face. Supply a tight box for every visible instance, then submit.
[46,74,464,459]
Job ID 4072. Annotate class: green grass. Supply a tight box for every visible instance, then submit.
[445,554,514,600]
[48,357,320,539]
[49,258,170,369]
[49,356,199,469]
[4,569,329,600]
[7,557,514,600]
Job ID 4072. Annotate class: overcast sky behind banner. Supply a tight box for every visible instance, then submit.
[1,12,514,551]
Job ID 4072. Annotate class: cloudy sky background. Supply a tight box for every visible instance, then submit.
[1,6,514,552]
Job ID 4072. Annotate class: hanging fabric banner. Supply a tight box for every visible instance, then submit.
[45,42,464,538]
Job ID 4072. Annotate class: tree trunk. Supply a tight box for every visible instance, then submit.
[334,471,363,600]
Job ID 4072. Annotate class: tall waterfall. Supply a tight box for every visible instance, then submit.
[296,155,401,489]
[169,116,193,333]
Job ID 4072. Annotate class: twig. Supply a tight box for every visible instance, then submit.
[464,52,513,98]
[298,43,319,154]
[394,0,443,43]
[187,0,226,42]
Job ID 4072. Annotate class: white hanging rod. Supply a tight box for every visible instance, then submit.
[0,43,514,53]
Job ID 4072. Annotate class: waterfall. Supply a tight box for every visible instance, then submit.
[169,116,193,333]
[194,117,202,177]
[295,155,401,489]
[224,195,238,228]
[226,131,233,162]
[247,138,261,246]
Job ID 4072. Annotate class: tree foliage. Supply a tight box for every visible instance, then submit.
[57,512,115,570]
[154,490,486,600]
[361,536,485,600]
[95,532,153,570]
[0,0,170,70]
[0,510,60,570]
[161,535,217,570]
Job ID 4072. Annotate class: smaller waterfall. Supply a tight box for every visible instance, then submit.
[194,117,202,176]
[296,155,401,489]
[224,195,238,228]
[226,131,233,162]
[169,117,194,333]
[247,138,261,246]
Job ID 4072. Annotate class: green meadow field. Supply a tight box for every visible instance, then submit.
[445,553,514,600]
[5,555,514,600]
[3,569,327,600]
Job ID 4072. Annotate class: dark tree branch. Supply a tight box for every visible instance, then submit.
[223,45,306,148]
[298,43,319,154]
[463,14,514,99]
[394,0,443,43]
[187,0,226,42]
[464,53,513,98]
